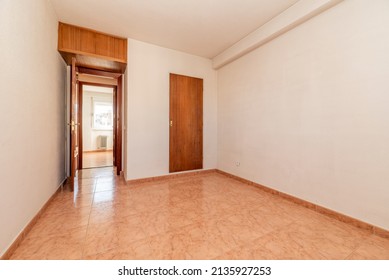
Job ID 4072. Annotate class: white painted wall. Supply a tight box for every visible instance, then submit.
[218,0,389,229]
[82,91,114,151]
[0,0,66,256]
[126,39,218,180]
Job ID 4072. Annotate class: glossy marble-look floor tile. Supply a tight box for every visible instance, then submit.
[83,151,113,169]
[9,167,389,260]
[346,235,389,260]
[10,226,87,260]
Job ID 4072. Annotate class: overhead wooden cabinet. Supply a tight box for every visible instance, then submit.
[58,22,127,72]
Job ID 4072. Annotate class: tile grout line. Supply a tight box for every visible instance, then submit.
[216,170,389,240]
[343,239,366,260]
[80,178,98,259]
[11,169,388,260]
[80,169,119,259]
[342,233,378,260]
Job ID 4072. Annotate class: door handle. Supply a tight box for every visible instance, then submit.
[67,121,80,131]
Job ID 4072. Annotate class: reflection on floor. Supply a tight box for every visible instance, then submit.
[9,167,389,260]
[83,151,113,168]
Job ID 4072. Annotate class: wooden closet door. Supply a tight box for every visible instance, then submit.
[169,73,203,173]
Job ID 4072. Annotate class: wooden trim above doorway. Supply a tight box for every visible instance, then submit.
[84,149,113,153]
[78,74,117,86]
[78,67,122,78]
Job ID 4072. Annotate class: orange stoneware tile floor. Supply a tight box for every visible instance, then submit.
[83,151,113,169]
[10,168,389,260]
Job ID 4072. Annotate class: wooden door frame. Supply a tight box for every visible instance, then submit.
[69,58,78,191]
[78,67,123,78]
[74,76,122,175]
[78,83,83,169]
[78,82,115,169]
[115,76,122,176]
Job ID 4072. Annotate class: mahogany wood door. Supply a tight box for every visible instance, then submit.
[78,82,84,170]
[169,73,203,173]
[113,87,117,167]
[70,57,80,190]
[115,76,122,176]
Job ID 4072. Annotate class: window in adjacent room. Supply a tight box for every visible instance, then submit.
[93,101,113,130]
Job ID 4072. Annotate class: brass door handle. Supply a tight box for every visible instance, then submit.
[67,121,80,131]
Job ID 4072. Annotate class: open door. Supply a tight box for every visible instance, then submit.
[69,57,79,191]
[113,87,117,168]
[114,76,122,176]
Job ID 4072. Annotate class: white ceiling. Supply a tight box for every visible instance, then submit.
[51,0,299,58]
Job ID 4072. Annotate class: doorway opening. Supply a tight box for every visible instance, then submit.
[81,85,114,169]
[67,63,123,191]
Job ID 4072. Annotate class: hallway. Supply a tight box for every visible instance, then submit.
[8,168,389,260]
[83,151,113,168]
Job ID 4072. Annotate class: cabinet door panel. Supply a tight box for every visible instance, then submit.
[58,22,127,63]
